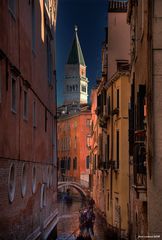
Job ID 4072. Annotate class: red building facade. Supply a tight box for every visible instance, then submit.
[57,109,91,183]
[0,1,58,239]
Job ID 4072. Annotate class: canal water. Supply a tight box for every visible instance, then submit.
[57,200,109,240]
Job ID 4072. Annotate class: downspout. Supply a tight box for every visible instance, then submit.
[18,0,21,162]
[110,83,113,202]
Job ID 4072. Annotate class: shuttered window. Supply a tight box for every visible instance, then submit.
[116,130,119,169]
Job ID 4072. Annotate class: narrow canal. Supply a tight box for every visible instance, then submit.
[56,200,109,240]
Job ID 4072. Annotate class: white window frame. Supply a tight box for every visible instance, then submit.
[8,163,16,203]
[32,165,37,194]
[40,183,47,209]
[21,163,27,198]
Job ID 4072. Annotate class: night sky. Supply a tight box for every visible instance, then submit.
[56,0,108,106]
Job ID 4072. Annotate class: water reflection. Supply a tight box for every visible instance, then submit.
[57,200,108,240]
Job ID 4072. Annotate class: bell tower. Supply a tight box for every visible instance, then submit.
[64,26,88,105]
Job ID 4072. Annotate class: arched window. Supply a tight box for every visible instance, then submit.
[86,156,90,169]
[32,165,36,194]
[73,157,77,170]
[40,184,46,209]
[21,164,27,197]
[68,157,71,170]
[8,163,16,203]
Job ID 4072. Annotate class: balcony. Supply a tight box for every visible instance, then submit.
[95,106,101,116]
[112,107,119,116]
[98,161,110,171]
[103,105,110,119]
[99,115,107,128]
[111,160,119,172]
[133,143,147,200]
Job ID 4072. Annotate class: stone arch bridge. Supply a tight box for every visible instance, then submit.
[58,177,90,198]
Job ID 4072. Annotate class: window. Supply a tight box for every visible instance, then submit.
[32,166,36,194]
[86,135,91,148]
[31,0,36,51]
[11,77,17,112]
[81,85,86,93]
[107,135,110,161]
[117,89,119,109]
[106,135,110,162]
[73,157,77,170]
[33,101,36,128]
[67,157,71,170]
[116,130,119,169]
[108,95,111,115]
[8,163,16,203]
[94,155,97,170]
[21,164,27,197]
[8,0,16,17]
[74,136,77,149]
[0,62,2,103]
[23,90,28,119]
[116,60,129,71]
[61,159,65,173]
[40,184,46,209]
[86,156,90,169]
[86,119,91,127]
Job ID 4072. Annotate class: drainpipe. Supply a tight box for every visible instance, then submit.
[110,83,113,203]
[18,0,21,163]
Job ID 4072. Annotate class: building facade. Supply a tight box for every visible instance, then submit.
[57,109,91,183]
[90,1,131,238]
[108,0,130,80]
[127,0,162,238]
[0,1,58,239]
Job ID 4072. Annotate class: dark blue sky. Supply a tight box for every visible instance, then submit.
[56,0,108,106]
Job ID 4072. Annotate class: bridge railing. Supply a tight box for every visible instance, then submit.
[58,175,89,189]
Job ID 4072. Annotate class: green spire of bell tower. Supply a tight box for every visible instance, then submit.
[67,25,86,66]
